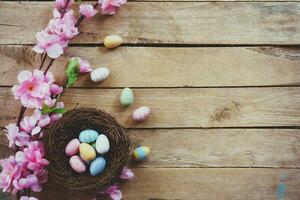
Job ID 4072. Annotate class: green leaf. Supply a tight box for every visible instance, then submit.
[41,104,53,115]
[66,58,80,87]
[52,108,67,114]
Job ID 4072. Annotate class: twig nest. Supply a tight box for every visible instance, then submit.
[104,35,123,49]
[44,108,132,192]
[90,67,110,83]
[133,106,150,122]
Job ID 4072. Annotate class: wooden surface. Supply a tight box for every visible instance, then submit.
[0,1,300,200]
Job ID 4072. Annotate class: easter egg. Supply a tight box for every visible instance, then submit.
[79,143,96,162]
[91,67,110,83]
[120,87,134,107]
[79,130,99,143]
[132,146,150,161]
[65,139,80,156]
[132,106,150,122]
[95,134,110,154]
[104,35,123,49]
[90,157,106,176]
[69,155,86,173]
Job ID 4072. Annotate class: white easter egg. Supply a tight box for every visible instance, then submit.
[90,67,110,83]
[96,134,110,154]
[133,106,150,122]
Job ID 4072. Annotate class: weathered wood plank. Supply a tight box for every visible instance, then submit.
[35,168,300,200]
[1,45,300,87]
[1,87,300,128]
[1,129,300,168]
[1,2,300,45]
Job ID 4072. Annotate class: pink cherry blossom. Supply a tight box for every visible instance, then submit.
[120,167,134,180]
[50,102,65,122]
[20,116,41,136]
[79,4,97,19]
[98,0,126,15]
[47,10,78,40]
[13,174,42,192]
[0,156,24,194]
[102,185,122,200]
[33,30,66,59]
[5,124,30,148]
[20,196,38,200]
[12,70,52,108]
[71,57,93,73]
[15,141,49,173]
[54,0,74,10]
[50,84,63,95]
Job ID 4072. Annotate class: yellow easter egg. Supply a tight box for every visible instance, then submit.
[79,143,96,162]
[132,146,150,161]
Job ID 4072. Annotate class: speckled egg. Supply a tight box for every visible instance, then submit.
[69,155,86,173]
[132,146,150,161]
[79,143,96,162]
[79,130,99,143]
[90,157,106,176]
[95,134,110,154]
[65,139,80,156]
[120,87,134,107]
[132,106,150,122]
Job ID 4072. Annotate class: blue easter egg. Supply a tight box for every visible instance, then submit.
[79,130,99,143]
[90,157,106,176]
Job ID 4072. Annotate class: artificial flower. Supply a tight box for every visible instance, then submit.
[13,174,41,192]
[49,102,65,122]
[102,185,122,200]
[0,156,24,194]
[79,4,97,19]
[5,123,30,148]
[120,167,134,180]
[20,196,38,200]
[47,10,78,40]
[98,0,126,15]
[12,70,52,108]
[70,57,93,73]
[54,0,74,10]
[33,31,66,59]
[15,141,49,173]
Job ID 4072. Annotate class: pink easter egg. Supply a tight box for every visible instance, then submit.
[65,139,80,156]
[69,155,86,173]
[132,106,150,122]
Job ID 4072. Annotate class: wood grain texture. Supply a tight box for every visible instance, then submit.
[1,87,300,128]
[1,2,300,45]
[1,129,300,168]
[1,45,300,87]
[34,168,300,200]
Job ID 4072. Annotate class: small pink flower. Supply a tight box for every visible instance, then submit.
[33,31,66,59]
[15,141,49,173]
[50,84,63,95]
[0,156,24,194]
[13,174,41,192]
[20,116,41,136]
[20,196,38,200]
[120,167,134,180]
[102,185,122,200]
[47,10,78,40]
[50,102,65,122]
[79,4,97,19]
[71,57,93,73]
[98,0,126,15]
[5,123,30,148]
[12,70,52,108]
[55,0,74,10]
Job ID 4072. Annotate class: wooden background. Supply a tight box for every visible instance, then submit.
[1,0,300,199]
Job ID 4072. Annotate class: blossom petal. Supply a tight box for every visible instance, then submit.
[17,71,32,83]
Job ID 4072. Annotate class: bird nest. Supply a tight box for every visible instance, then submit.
[44,108,132,192]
